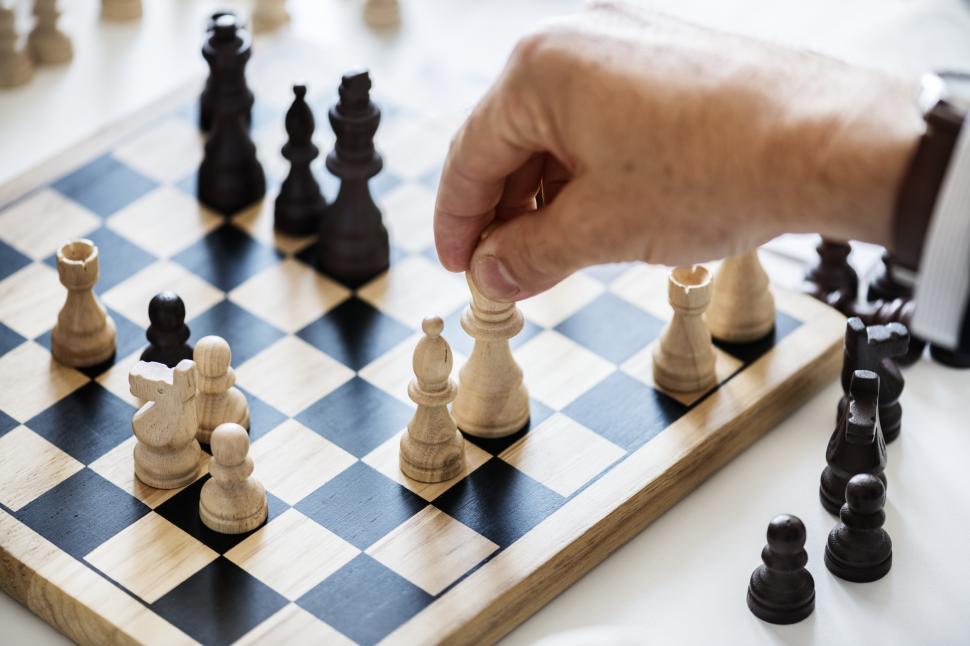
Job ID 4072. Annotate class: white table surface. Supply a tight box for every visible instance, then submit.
[1,1,969,644]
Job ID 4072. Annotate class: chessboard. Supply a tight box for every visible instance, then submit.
[0,36,845,646]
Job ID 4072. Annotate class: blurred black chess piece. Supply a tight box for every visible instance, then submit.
[199,10,253,132]
[801,237,858,313]
[275,84,327,236]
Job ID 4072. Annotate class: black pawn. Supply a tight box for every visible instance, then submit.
[820,369,888,515]
[866,251,913,303]
[317,69,390,286]
[275,84,327,236]
[825,473,892,582]
[140,292,194,368]
[836,318,909,443]
[746,514,815,624]
[197,16,265,216]
[801,237,858,314]
[199,10,253,133]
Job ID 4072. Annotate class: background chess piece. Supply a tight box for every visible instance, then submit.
[746,514,815,624]
[836,318,908,443]
[195,335,250,445]
[850,297,925,366]
[653,265,717,393]
[0,7,33,87]
[100,0,142,20]
[825,473,893,582]
[801,236,858,313]
[252,0,289,32]
[198,11,253,132]
[317,69,390,286]
[141,291,194,368]
[199,422,267,534]
[705,250,775,343]
[866,251,913,303]
[50,240,117,368]
[27,0,72,64]
[820,369,888,515]
[275,84,327,236]
[929,343,970,369]
[129,360,202,489]
[400,317,464,483]
[452,274,530,438]
[363,0,400,28]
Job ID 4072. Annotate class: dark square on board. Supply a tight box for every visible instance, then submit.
[295,462,425,550]
[236,386,288,442]
[173,224,283,292]
[16,468,149,559]
[432,458,564,548]
[462,398,555,456]
[0,408,19,437]
[555,292,666,364]
[0,321,25,356]
[33,307,144,379]
[152,557,288,646]
[52,154,158,218]
[298,553,433,646]
[26,382,136,464]
[43,226,156,294]
[296,297,413,371]
[187,299,285,366]
[0,240,31,282]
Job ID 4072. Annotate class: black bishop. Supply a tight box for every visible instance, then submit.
[275,84,327,236]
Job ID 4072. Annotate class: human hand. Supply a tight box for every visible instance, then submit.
[433,3,922,302]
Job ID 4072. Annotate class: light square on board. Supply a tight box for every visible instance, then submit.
[517,271,605,328]
[609,262,673,321]
[102,260,223,329]
[357,255,467,328]
[357,331,422,405]
[0,425,84,511]
[235,603,355,646]
[226,508,360,601]
[229,258,350,333]
[499,413,625,497]
[516,330,616,411]
[381,117,452,181]
[0,189,101,261]
[94,350,144,408]
[113,118,204,184]
[380,182,436,253]
[0,261,67,339]
[0,341,87,422]
[235,336,355,417]
[106,187,221,259]
[85,512,218,603]
[89,436,210,509]
[231,199,316,256]
[620,340,744,407]
[250,419,357,505]
[366,505,498,596]
[362,430,490,501]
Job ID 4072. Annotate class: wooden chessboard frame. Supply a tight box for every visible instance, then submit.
[0,79,846,645]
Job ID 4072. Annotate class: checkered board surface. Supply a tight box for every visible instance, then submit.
[0,43,844,646]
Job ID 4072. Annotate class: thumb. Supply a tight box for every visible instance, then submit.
[468,182,593,302]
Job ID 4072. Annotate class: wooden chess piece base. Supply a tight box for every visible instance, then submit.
[27,27,72,64]
[0,48,33,88]
[50,240,117,368]
[364,0,400,27]
[101,0,142,20]
[400,428,464,482]
[200,423,267,534]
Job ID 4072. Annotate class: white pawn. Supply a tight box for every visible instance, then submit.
[652,265,717,393]
[194,335,250,445]
[51,239,116,368]
[252,0,289,32]
[0,7,33,88]
[199,423,267,534]
[452,273,530,438]
[27,0,72,64]
[363,0,399,28]
[705,250,776,343]
[129,360,203,489]
[101,0,142,21]
[400,316,464,483]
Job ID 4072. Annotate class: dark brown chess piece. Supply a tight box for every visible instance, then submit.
[866,251,914,303]
[199,10,253,132]
[140,292,194,368]
[316,69,390,287]
[801,237,858,314]
[275,84,327,236]
[850,298,925,366]
[825,473,892,582]
[820,369,887,515]
[836,318,908,443]
[746,514,815,624]
[929,343,970,369]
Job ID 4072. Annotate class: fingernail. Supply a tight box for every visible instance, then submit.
[473,255,520,300]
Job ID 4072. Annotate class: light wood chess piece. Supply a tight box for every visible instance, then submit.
[706,250,776,343]
[400,316,465,483]
[0,7,33,87]
[363,0,399,28]
[101,0,142,21]
[27,0,72,64]
[652,265,717,393]
[200,422,267,534]
[195,335,250,445]
[50,240,117,368]
[252,0,289,32]
[452,273,530,438]
[129,360,203,489]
